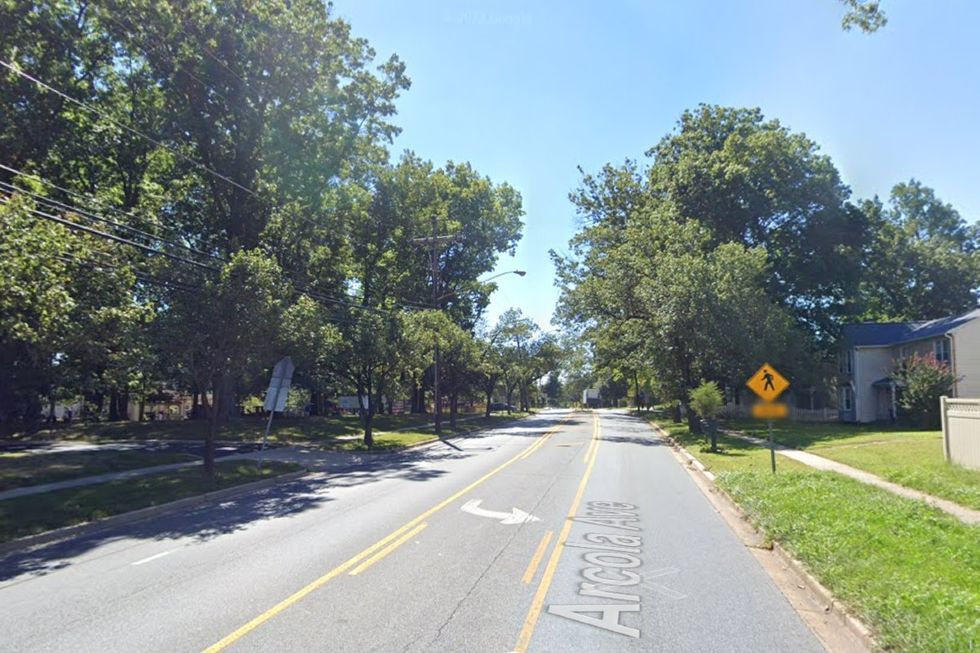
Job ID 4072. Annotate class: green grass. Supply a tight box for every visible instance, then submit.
[2,412,493,444]
[0,450,198,492]
[723,419,980,511]
[645,418,810,474]
[648,417,980,652]
[0,460,301,543]
[722,470,979,653]
[332,413,532,451]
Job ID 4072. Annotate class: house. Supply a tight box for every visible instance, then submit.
[838,309,980,422]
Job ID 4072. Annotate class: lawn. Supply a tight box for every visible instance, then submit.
[0,460,301,543]
[331,412,532,451]
[0,449,198,492]
[2,411,500,444]
[648,417,980,653]
[723,471,979,653]
[723,419,980,511]
[648,418,809,474]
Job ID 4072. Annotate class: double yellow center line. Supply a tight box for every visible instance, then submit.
[202,415,568,653]
[514,412,601,652]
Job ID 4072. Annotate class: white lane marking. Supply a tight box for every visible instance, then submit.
[460,499,540,525]
[131,550,175,566]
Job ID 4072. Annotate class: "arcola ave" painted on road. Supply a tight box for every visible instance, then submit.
[547,501,643,638]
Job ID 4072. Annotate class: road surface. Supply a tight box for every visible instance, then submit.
[0,410,824,652]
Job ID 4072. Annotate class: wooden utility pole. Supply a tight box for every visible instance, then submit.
[413,215,456,435]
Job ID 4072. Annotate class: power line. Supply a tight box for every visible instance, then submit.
[0,179,221,262]
[0,193,220,272]
[0,58,260,200]
[0,163,182,240]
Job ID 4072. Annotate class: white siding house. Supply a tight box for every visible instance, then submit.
[839,309,980,423]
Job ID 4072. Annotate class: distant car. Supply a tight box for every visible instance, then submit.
[489,402,515,412]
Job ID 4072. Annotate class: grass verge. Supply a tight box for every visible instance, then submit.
[0,460,301,543]
[724,471,979,653]
[647,416,980,653]
[3,412,499,444]
[723,419,980,511]
[332,412,532,451]
[0,450,198,492]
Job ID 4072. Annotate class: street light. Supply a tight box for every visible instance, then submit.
[431,268,527,436]
[434,270,527,303]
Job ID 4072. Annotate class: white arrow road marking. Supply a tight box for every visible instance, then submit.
[460,499,540,525]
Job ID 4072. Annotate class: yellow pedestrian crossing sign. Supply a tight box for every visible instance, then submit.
[746,363,789,402]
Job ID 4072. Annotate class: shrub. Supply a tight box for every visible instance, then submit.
[894,353,956,429]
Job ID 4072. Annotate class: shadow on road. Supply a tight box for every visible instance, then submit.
[0,411,573,583]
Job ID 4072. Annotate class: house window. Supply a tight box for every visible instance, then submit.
[934,339,951,364]
[845,349,853,373]
[840,386,853,411]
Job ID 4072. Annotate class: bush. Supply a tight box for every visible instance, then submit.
[689,381,723,419]
[689,381,724,450]
[894,354,956,429]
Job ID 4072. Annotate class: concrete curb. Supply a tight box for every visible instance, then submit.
[649,422,877,652]
[0,469,308,556]
[341,413,535,454]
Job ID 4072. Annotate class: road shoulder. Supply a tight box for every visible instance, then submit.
[649,419,874,653]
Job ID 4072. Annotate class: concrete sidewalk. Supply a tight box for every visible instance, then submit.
[0,419,493,502]
[723,429,980,526]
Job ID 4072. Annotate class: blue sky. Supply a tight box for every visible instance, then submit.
[335,0,980,332]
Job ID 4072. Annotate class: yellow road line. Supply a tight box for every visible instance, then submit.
[202,415,569,653]
[349,522,427,576]
[521,530,554,585]
[514,413,601,652]
[517,423,562,460]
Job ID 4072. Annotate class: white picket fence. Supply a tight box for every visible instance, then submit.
[721,403,838,422]
[941,397,980,471]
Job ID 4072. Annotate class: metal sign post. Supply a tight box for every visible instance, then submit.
[259,356,294,469]
[768,420,776,474]
[746,362,789,476]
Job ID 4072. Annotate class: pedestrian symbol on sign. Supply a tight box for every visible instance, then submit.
[762,369,775,392]
[746,363,789,403]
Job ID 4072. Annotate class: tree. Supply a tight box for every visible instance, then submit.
[406,311,479,429]
[689,381,723,451]
[199,251,287,472]
[894,354,956,429]
[858,181,980,321]
[840,1,887,33]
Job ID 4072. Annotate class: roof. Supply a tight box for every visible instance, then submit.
[842,308,980,347]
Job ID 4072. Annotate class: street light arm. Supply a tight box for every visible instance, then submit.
[435,269,527,303]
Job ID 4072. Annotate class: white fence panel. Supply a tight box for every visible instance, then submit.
[720,403,837,422]
[941,397,980,471]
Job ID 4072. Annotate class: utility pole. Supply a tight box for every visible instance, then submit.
[413,215,455,436]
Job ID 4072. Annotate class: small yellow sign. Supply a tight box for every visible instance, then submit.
[746,363,790,402]
[751,402,789,420]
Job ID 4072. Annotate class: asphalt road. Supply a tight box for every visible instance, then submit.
[0,410,824,652]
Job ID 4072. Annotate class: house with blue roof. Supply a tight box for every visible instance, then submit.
[838,308,980,422]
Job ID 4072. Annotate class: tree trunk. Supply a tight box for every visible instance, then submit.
[205,376,220,476]
[359,381,374,448]
[450,393,458,430]
[108,389,120,421]
[485,389,493,418]
[633,372,641,414]
[687,405,702,434]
